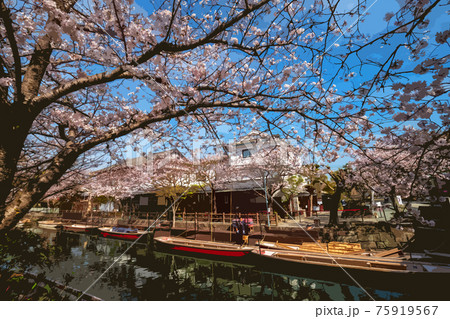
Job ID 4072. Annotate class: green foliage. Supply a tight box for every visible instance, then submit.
[93,195,115,204]
[0,271,69,300]
[44,284,51,294]
[302,165,336,194]
[156,184,200,204]
[0,229,50,271]
[0,229,69,300]
[281,174,304,202]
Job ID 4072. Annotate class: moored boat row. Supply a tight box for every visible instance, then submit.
[21,221,450,293]
[34,222,151,240]
[33,222,450,277]
[153,236,450,280]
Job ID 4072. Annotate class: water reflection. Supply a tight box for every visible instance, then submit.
[33,229,406,301]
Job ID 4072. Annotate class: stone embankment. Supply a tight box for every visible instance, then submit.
[29,212,415,250]
[318,223,414,250]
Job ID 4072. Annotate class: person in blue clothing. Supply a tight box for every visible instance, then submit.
[235,218,249,245]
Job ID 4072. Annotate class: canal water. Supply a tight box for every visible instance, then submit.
[30,228,408,301]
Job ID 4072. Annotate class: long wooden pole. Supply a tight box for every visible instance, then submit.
[195,212,197,240]
[382,206,388,222]
[229,212,232,242]
[230,191,233,215]
[258,211,263,254]
[229,191,233,242]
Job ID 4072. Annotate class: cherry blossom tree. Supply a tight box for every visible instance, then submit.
[280,174,304,215]
[81,164,153,200]
[349,129,450,217]
[153,155,196,222]
[0,0,448,232]
[192,154,231,214]
[78,149,188,214]
[236,143,304,215]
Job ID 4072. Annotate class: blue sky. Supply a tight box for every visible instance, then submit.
[112,0,449,169]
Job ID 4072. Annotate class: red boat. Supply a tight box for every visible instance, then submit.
[63,224,98,233]
[154,236,253,257]
[99,227,148,240]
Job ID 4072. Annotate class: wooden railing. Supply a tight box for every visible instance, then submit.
[175,211,280,226]
[58,210,283,226]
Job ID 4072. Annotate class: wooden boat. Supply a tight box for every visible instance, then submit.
[258,240,302,250]
[63,224,98,233]
[258,240,365,255]
[16,221,27,228]
[38,220,63,229]
[99,227,148,240]
[252,247,450,275]
[15,219,32,228]
[424,250,450,261]
[154,236,254,257]
[252,246,450,295]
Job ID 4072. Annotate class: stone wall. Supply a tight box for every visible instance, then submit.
[319,222,415,250]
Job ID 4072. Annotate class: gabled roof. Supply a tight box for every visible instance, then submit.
[234,131,283,148]
[124,149,185,166]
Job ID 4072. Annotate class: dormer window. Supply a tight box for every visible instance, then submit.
[242,149,251,158]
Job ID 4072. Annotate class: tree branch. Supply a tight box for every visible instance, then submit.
[31,0,271,109]
[0,0,22,102]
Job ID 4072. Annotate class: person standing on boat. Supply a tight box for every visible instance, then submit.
[236,218,249,245]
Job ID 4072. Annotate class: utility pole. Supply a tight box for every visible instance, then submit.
[371,190,375,216]
[263,172,270,227]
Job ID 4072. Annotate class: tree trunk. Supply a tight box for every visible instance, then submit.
[0,143,17,215]
[289,196,293,215]
[0,115,35,225]
[268,193,274,216]
[328,187,342,226]
[172,204,177,227]
[328,174,345,226]
[0,147,79,232]
[212,188,217,214]
[389,186,401,218]
[308,194,313,217]
[210,192,213,215]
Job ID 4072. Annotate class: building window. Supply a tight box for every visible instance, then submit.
[242,149,251,158]
[139,196,149,206]
[157,196,166,206]
[250,197,266,204]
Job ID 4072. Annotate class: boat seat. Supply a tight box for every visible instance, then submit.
[296,242,328,252]
[327,242,364,255]
[372,248,403,257]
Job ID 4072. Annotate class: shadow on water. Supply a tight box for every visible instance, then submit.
[26,229,420,301]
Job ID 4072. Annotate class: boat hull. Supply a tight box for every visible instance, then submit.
[171,245,250,257]
[63,224,98,233]
[251,248,450,297]
[99,227,148,240]
[154,237,253,259]
[38,222,62,230]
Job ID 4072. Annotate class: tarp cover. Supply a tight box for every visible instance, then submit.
[112,227,138,233]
